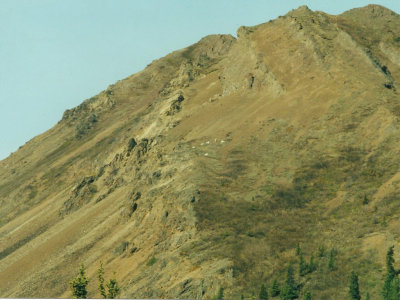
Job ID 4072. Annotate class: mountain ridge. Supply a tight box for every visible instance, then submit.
[1,4,400,299]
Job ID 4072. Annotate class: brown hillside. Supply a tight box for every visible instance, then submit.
[1,5,400,299]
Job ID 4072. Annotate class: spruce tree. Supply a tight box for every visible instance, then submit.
[387,246,396,278]
[70,264,89,299]
[383,246,397,300]
[270,279,280,297]
[217,287,224,300]
[365,292,370,300]
[280,264,298,300]
[328,248,335,271]
[349,271,361,300]
[106,272,120,299]
[296,243,301,256]
[308,255,316,273]
[97,262,106,298]
[317,245,325,258]
[389,276,400,300]
[299,252,307,276]
[259,284,268,300]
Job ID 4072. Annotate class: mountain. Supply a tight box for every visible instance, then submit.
[1,4,400,299]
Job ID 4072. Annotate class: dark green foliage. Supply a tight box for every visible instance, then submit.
[387,246,396,278]
[296,243,301,256]
[259,284,268,300]
[217,287,224,300]
[383,276,394,300]
[70,265,89,299]
[270,279,280,297]
[106,272,120,299]
[383,276,400,300]
[382,246,399,300]
[349,271,361,300]
[280,264,298,300]
[299,251,316,276]
[241,294,244,300]
[299,252,307,276]
[308,255,316,273]
[97,262,106,298]
[365,292,370,300]
[302,291,311,300]
[362,194,369,205]
[390,277,400,300]
[318,245,326,258]
[328,248,335,271]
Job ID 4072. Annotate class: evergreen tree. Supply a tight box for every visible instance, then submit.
[387,246,396,278]
[383,246,397,300]
[308,255,316,273]
[349,271,361,300]
[296,243,301,256]
[106,272,120,299]
[241,294,244,300]
[365,292,370,300]
[389,276,400,300]
[217,287,224,300]
[70,264,89,299]
[318,245,326,258]
[270,279,280,297]
[328,248,335,271]
[383,275,393,299]
[280,264,298,300]
[302,291,311,300]
[97,262,106,298]
[299,252,307,276]
[362,194,369,205]
[259,284,268,300]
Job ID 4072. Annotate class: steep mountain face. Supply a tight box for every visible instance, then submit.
[1,4,400,299]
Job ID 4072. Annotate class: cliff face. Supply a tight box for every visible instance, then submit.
[1,5,400,299]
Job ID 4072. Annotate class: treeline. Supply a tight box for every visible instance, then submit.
[217,245,399,300]
[70,245,400,299]
[232,244,335,300]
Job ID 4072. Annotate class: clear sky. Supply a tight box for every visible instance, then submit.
[0,0,399,160]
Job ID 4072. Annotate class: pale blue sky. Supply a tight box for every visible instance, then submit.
[0,1,399,160]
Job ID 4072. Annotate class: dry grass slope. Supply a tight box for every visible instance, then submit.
[1,4,400,299]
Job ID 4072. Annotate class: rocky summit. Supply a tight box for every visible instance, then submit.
[1,4,400,299]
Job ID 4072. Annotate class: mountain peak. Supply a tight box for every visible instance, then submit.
[289,5,313,15]
[285,5,318,20]
[342,3,398,17]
